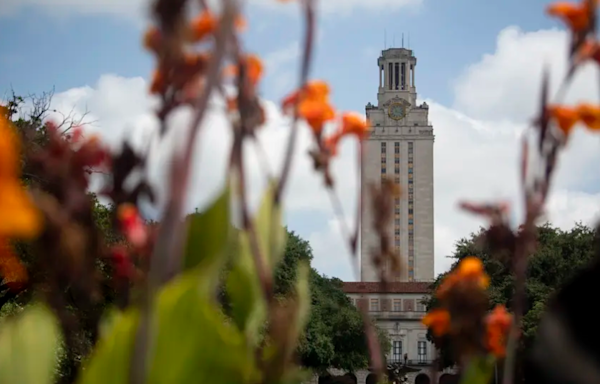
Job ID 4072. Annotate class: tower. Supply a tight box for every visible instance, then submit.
[360,48,435,282]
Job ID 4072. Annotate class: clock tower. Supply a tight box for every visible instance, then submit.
[360,47,435,283]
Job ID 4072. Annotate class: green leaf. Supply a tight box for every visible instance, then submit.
[80,268,259,384]
[77,310,139,384]
[255,181,287,270]
[459,355,496,384]
[148,269,259,384]
[226,230,267,347]
[183,188,230,274]
[292,260,311,338]
[0,303,61,384]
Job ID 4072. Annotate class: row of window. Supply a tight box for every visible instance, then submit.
[391,341,428,362]
[366,298,426,312]
[382,141,416,280]
[408,142,414,281]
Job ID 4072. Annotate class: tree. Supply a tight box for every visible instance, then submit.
[284,231,390,373]
[423,223,597,378]
[1,91,123,383]
[218,228,389,374]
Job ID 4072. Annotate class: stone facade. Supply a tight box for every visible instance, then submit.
[360,47,435,283]
[307,48,447,384]
[306,48,445,384]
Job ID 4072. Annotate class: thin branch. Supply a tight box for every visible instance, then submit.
[274,0,315,205]
[128,2,237,383]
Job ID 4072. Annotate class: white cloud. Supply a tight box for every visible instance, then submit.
[39,25,600,281]
[0,0,422,20]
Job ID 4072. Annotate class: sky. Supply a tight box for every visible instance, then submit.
[2,0,600,281]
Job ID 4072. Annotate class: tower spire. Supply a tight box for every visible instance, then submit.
[402,33,404,48]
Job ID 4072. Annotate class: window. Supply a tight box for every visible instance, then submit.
[408,179,413,184]
[408,168,413,173]
[381,168,386,173]
[395,219,400,225]
[393,299,402,311]
[409,270,414,278]
[395,239,400,246]
[395,142,400,147]
[395,208,400,214]
[418,341,427,363]
[395,147,400,154]
[370,299,379,312]
[395,177,400,184]
[417,302,426,312]
[395,157,400,164]
[395,167,400,174]
[408,219,413,225]
[395,229,400,235]
[393,341,402,362]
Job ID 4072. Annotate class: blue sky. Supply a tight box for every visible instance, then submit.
[2,0,598,281]
[0,0,558,105]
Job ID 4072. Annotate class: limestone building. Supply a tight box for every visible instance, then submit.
[307,48,453,384]
[360,47,435,283]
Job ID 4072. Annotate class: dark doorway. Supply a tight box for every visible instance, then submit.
[318,373,358,384]
[366,373,378,384]
[438,374,459,384]
[415,373,431,384]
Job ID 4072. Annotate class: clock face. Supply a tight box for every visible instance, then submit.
[388,103,405,120]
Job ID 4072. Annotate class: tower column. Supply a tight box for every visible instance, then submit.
[412,65,415,87]
[379,65,383,88]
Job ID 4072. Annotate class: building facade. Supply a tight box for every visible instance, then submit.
[360,47,435,283]
[307,48,451,384]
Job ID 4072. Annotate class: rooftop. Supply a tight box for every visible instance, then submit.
[342,281,432,294]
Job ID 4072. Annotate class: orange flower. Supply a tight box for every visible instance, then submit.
[435,256,489,299]
[0,239,27,291]
[548,105,579,135]
[245,55,264,86]
[142,26,162,53]
[223,54,264,87]
[282,80,330,111]
[282,80,336,134]
[340,112,370,140]
[188,10,218,42]
[547,1,592,32]
[149,70,167,94]
[299,100,336,134]
[485,305,513,357]
[457,256,490,289]
[0,114,41,238]
[422,308,451,337]
[576,103,600,130]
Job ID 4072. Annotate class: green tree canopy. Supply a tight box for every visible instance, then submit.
[424,222,597,375]
[217,227,389,374]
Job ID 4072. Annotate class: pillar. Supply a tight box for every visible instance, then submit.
[379,65,383,88]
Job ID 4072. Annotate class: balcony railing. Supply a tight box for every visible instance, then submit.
[386,358,434,366]
[367,310,426,320]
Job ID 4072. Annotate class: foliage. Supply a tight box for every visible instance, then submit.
[424,224,597,378]
[3,0,600,384]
